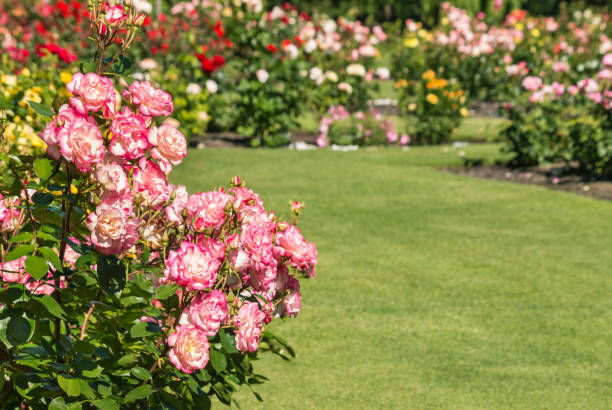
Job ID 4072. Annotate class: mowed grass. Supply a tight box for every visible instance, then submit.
[172,144,612,409]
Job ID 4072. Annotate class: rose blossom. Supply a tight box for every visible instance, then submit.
[39,104,87,160]
[0,194,22,233]
[105,4,127,25]
[165,184,188,224]
[66,72,117,118]
[521,76,542,91]
[276,225,318,276]
[164,241,219,290]
[0,256,29,283]
[132,158,171,209]
[167,324,210,373]
[124,81,174,117]
[235,301,266,353]
[256,69,269,84]
[87,201,139,255]
[240,223,275,273]
[179,290,229,336]
[186,191,230,231]
[58,116,105,172]
[109,107,150,160]
[95,157,129,193]
[148,123,187,165]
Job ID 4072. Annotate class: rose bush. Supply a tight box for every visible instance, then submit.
[0,3,318,408]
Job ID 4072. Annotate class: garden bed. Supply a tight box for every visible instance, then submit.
[446,164,612,201]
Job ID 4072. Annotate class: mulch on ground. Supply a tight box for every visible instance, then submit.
[445,164,612,201]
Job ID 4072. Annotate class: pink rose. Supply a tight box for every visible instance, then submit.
[148,123,187,165]
[67,72,117,118]
[235,301,266,353]
[0,194,22,233]
[87,201,139,255]
[26,273,55,295]
[179,290,229,337]
[95,157,129,193]
[58,116,105,172]
[0,256,29,283]
[199,237,226,261]
[186,191,230,231]
[125,81,174,117]
[165,184,188,224]
[603,53,612,67]
[164,241,219,291]
[105,4,127,25]
[39,104,86,160]
[109,107,150,160]
[521,76,542,91]
[240,223,275,273]
[132,158,171,209]
[276,225,318,277]
[167,324,210,373]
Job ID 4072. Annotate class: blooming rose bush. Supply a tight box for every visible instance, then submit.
[0,4,318,408]
[316,105,410,147]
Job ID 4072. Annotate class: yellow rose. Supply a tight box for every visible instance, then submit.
[516,23,524,31]
[530,28,541,38]
[60,71,72,84]
[408,103,417,111]
[404,37,419,48]
[1,74,17,86]
[422,70,436,81]
[426,94,439,105]
[21,68,31,77]
[441,17,449,26]
[460,108,469,117]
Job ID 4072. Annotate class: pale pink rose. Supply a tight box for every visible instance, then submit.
[281,287,301,317]
[552,61,569,73]
[67,72,117,118]
[568,85,579,95]
[148,123,187,165]
[521,76,542,91]
[0,194,22,233]
[100,188,134,215]
[109,107,150,160]
[373,25,387,41]
[132,158,171,209]
[26,273,55,295]
[235,301,266,353]
[87,201,139,255]
[603,53,612,67]
[186,191,230,231]
[597,69,612,80]
[0,256,29,283]
[167,324,210,373]
[358,43,377,57]
[165,184,188,224]
[39,104,87,160]
[199,237,226,261]
[316,134,328,148]
[256,69,269,84]
[95,157,129,193]
[240,223,275,272]
[125,81,174,117]
[164,241,219,291]
[577,78,599,94]
[400,134,411,146]
[248,264,277,293]
[64,238,82,267]
[179,290,229,337]
[276,225,318,277]
[58,117,105,172]
[105,4,127,25]
[376,67,390,80]
[229,249,250,273]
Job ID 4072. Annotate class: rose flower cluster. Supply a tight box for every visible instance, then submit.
[34,72,318,373]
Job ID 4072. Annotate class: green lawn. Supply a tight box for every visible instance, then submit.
[172,144,612,409]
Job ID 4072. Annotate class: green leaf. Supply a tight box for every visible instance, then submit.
[130,320,160,338]
[154,283,179,300]
[209,349,227,373]
[92,398,119,410]
[5,244,34,262]
[97,255,127,295]
[220,329,238,353]
[131,366,151,381]
[124,385,153,403]
[38,246,63,273]
[25,255,49,280]
[28,101,55,117]
[57,375,82,397]
[39,294,66,318]
[34,158,54,181]
[32,192,55,207]
[0,310,35,347]
[9,232,33,244]
[75,253,97,269]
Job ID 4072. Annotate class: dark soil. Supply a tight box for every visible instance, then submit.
[445,164,612,201]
